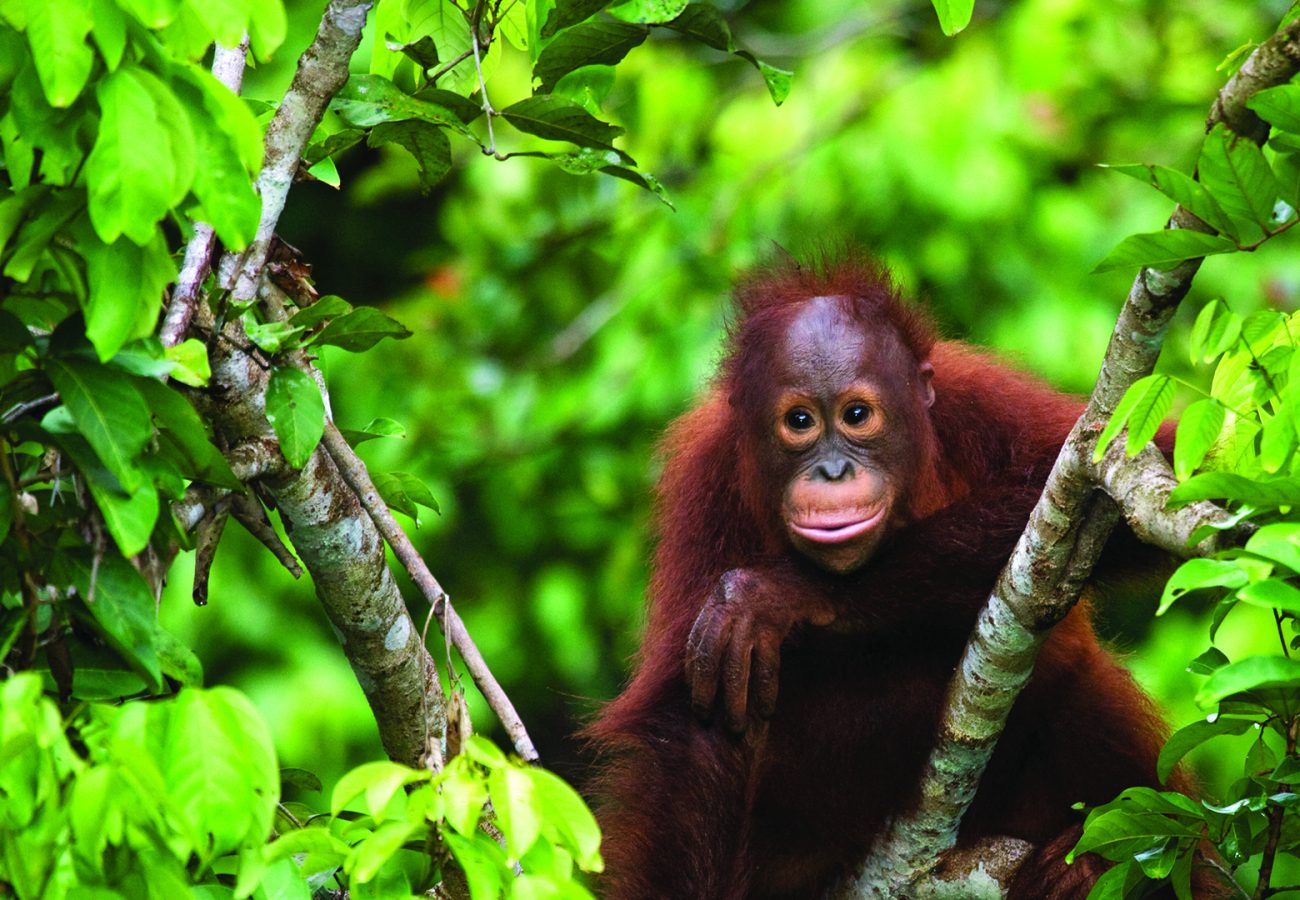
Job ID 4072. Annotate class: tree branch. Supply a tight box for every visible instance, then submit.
[162,38,250,349]
[226,0,374,304]
[320,423,540,764]
[838,19,1300,898]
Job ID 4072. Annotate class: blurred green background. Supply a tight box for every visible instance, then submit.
[160,0,1300,795]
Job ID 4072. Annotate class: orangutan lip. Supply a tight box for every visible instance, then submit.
[790,508,884,544]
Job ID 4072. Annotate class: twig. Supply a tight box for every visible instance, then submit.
[320,421,540,763]
[162,38,251,349]
[468,2,499,158]
[1,393,57,426]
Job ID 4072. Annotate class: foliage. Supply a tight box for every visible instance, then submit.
[1078,88,1300,891]
[0,673,597,899]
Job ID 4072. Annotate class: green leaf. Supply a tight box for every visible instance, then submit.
[1197,656,1300,713]
[1094,374,1168,461]
[163,339,210,387]
[368,120,452,194]
[663,3,733,51]
[1124,374,1173,456]
[348,819,420,884]
[165,688,279,863]
[313,307,413,352]
[134,379,241,490]
[1261,408,1295,474]
[172,61,264,174]
[183,0,250,48]
[90,0,127,70]
[1173,399,1225,480]
[442,757,490,835]
[502,95,626,154]
[56,552,163,691]
[340,417,406,445]
[1238,579,1300,615]
[248,0,287,60]
[86,67,177,245]
[527,767,602,870]
[1246,523,1300,574]
[542,0,615,37]
[82,230,177,361]
[23,0,93,107]
[1188,298,1241,364]
[534,21,649,93]
[1158,558,1249,614]
[117,0,181,28]
[1199,123,1280,239]
[1106,164,1238,239]
[609,0,688,24]
[287,294,352,330]
[444,831,508,898]
[1091,229,1238,274]
[1250,85,1300,136]
[331,74,471,137]
[1168,472,1300,509]
[1187,647,1230,676]
[373,470,439,525]
[331,761,424,817]
[265,367,325,469]
[304,127,365,166]
[489,765,541,857]
[170,71,261,249]
[930,0,974,36]
[45,358,152,492]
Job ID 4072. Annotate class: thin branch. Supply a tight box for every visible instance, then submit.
[162,38,250,349]
[468,2,499,158]
[320,422,540,763]
[1092,441,1254,557]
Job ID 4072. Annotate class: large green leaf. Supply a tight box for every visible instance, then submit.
[1091,229,1237,273]
[1157,716,1254,783]
[165,688,279,863]
[1172,398,1225,480]
[534,21,649,92]
[1157,558,1248,614]
[1245,523,1300,574]
[368,121,452,194]
[23,0,93,107]
[265,367,325,469]
[331,74,471,137]
[313,307,413,352]
[1196,655,1300,714]
[1199,123,1281,240]
[1094,374,1171,460]
[501,95,625,154]
[81,229,177,361]
[85,67,177,245]
[1249,84,1300,136]
[170,72,261,248]
[56,551,164,692]
[1107,164,1237,238]
[542,0,616,37]
[45,358,152,493]
[929,0,974,36]
[1169,472,1300,509]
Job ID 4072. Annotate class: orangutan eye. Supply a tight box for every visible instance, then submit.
[784,409,815,432]
[842,404,872,426]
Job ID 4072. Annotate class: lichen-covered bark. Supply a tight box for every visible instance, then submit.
[200,326,444,767]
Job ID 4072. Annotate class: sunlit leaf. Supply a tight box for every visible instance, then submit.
[929,0,973,36]
[1106,164,1237,238]
[1091,229,1237,273]
[534,21,649,92]
[1158,558,1248,614]
[1173,398,1225,480]
[1188,298,1241,364]
[24,0,93,107]
[1199,123,1280,239]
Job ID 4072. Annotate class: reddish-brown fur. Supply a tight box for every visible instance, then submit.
[586,257,1181,898]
